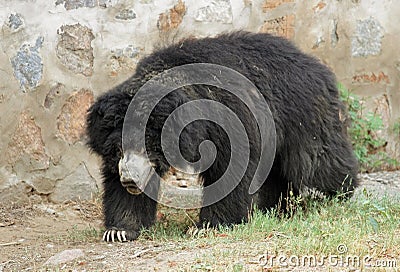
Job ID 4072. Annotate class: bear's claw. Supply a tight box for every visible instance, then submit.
[103,229,127,242]
[102,229,140,242]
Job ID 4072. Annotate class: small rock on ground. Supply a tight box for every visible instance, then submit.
[43,249,84,266]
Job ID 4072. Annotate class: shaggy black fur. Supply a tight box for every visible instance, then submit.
[86,32,359,242]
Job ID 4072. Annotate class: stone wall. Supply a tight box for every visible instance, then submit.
[1,0,399,203]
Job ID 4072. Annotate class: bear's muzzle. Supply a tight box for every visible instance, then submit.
[118,151,153,195]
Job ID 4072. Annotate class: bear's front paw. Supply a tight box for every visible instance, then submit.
[102,229,140,242]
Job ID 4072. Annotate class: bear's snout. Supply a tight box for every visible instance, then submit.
[118,151,153,195]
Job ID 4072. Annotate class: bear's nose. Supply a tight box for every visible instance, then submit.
[118,151,153,195]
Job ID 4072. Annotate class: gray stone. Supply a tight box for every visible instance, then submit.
[44,249,84,266]
[351,17,384,57]
[11,37,43,92]
[55,0,115,9]
[56,0,94,9]
[56,24,94,76]
[5,13,24,32]
[50,163,98,203]
[111,45,140,59]
[115,9,136,20]
[195,0,233,24]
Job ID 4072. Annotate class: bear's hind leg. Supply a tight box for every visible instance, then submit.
[256,167,297,213]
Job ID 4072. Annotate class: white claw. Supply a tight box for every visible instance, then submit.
[107,230,112,242]
[111,230,116,242]
[102,231,107,241]
[121,231,127,242]
[117,231,122,242]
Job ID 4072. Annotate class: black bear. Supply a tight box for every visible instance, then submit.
[86,32,359,242]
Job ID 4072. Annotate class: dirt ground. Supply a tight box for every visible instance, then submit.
[1,171,400,271]
[0,199,209,271]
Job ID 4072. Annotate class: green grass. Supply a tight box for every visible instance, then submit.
[42,224,101,247]
[64,225,101,243]
[137,192,400,270]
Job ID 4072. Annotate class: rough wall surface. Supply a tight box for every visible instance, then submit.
[0,0,399,203]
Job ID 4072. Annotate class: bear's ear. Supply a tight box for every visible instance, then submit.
[86,90,132,157]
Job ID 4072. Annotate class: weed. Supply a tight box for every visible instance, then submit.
[338,83,398,171]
